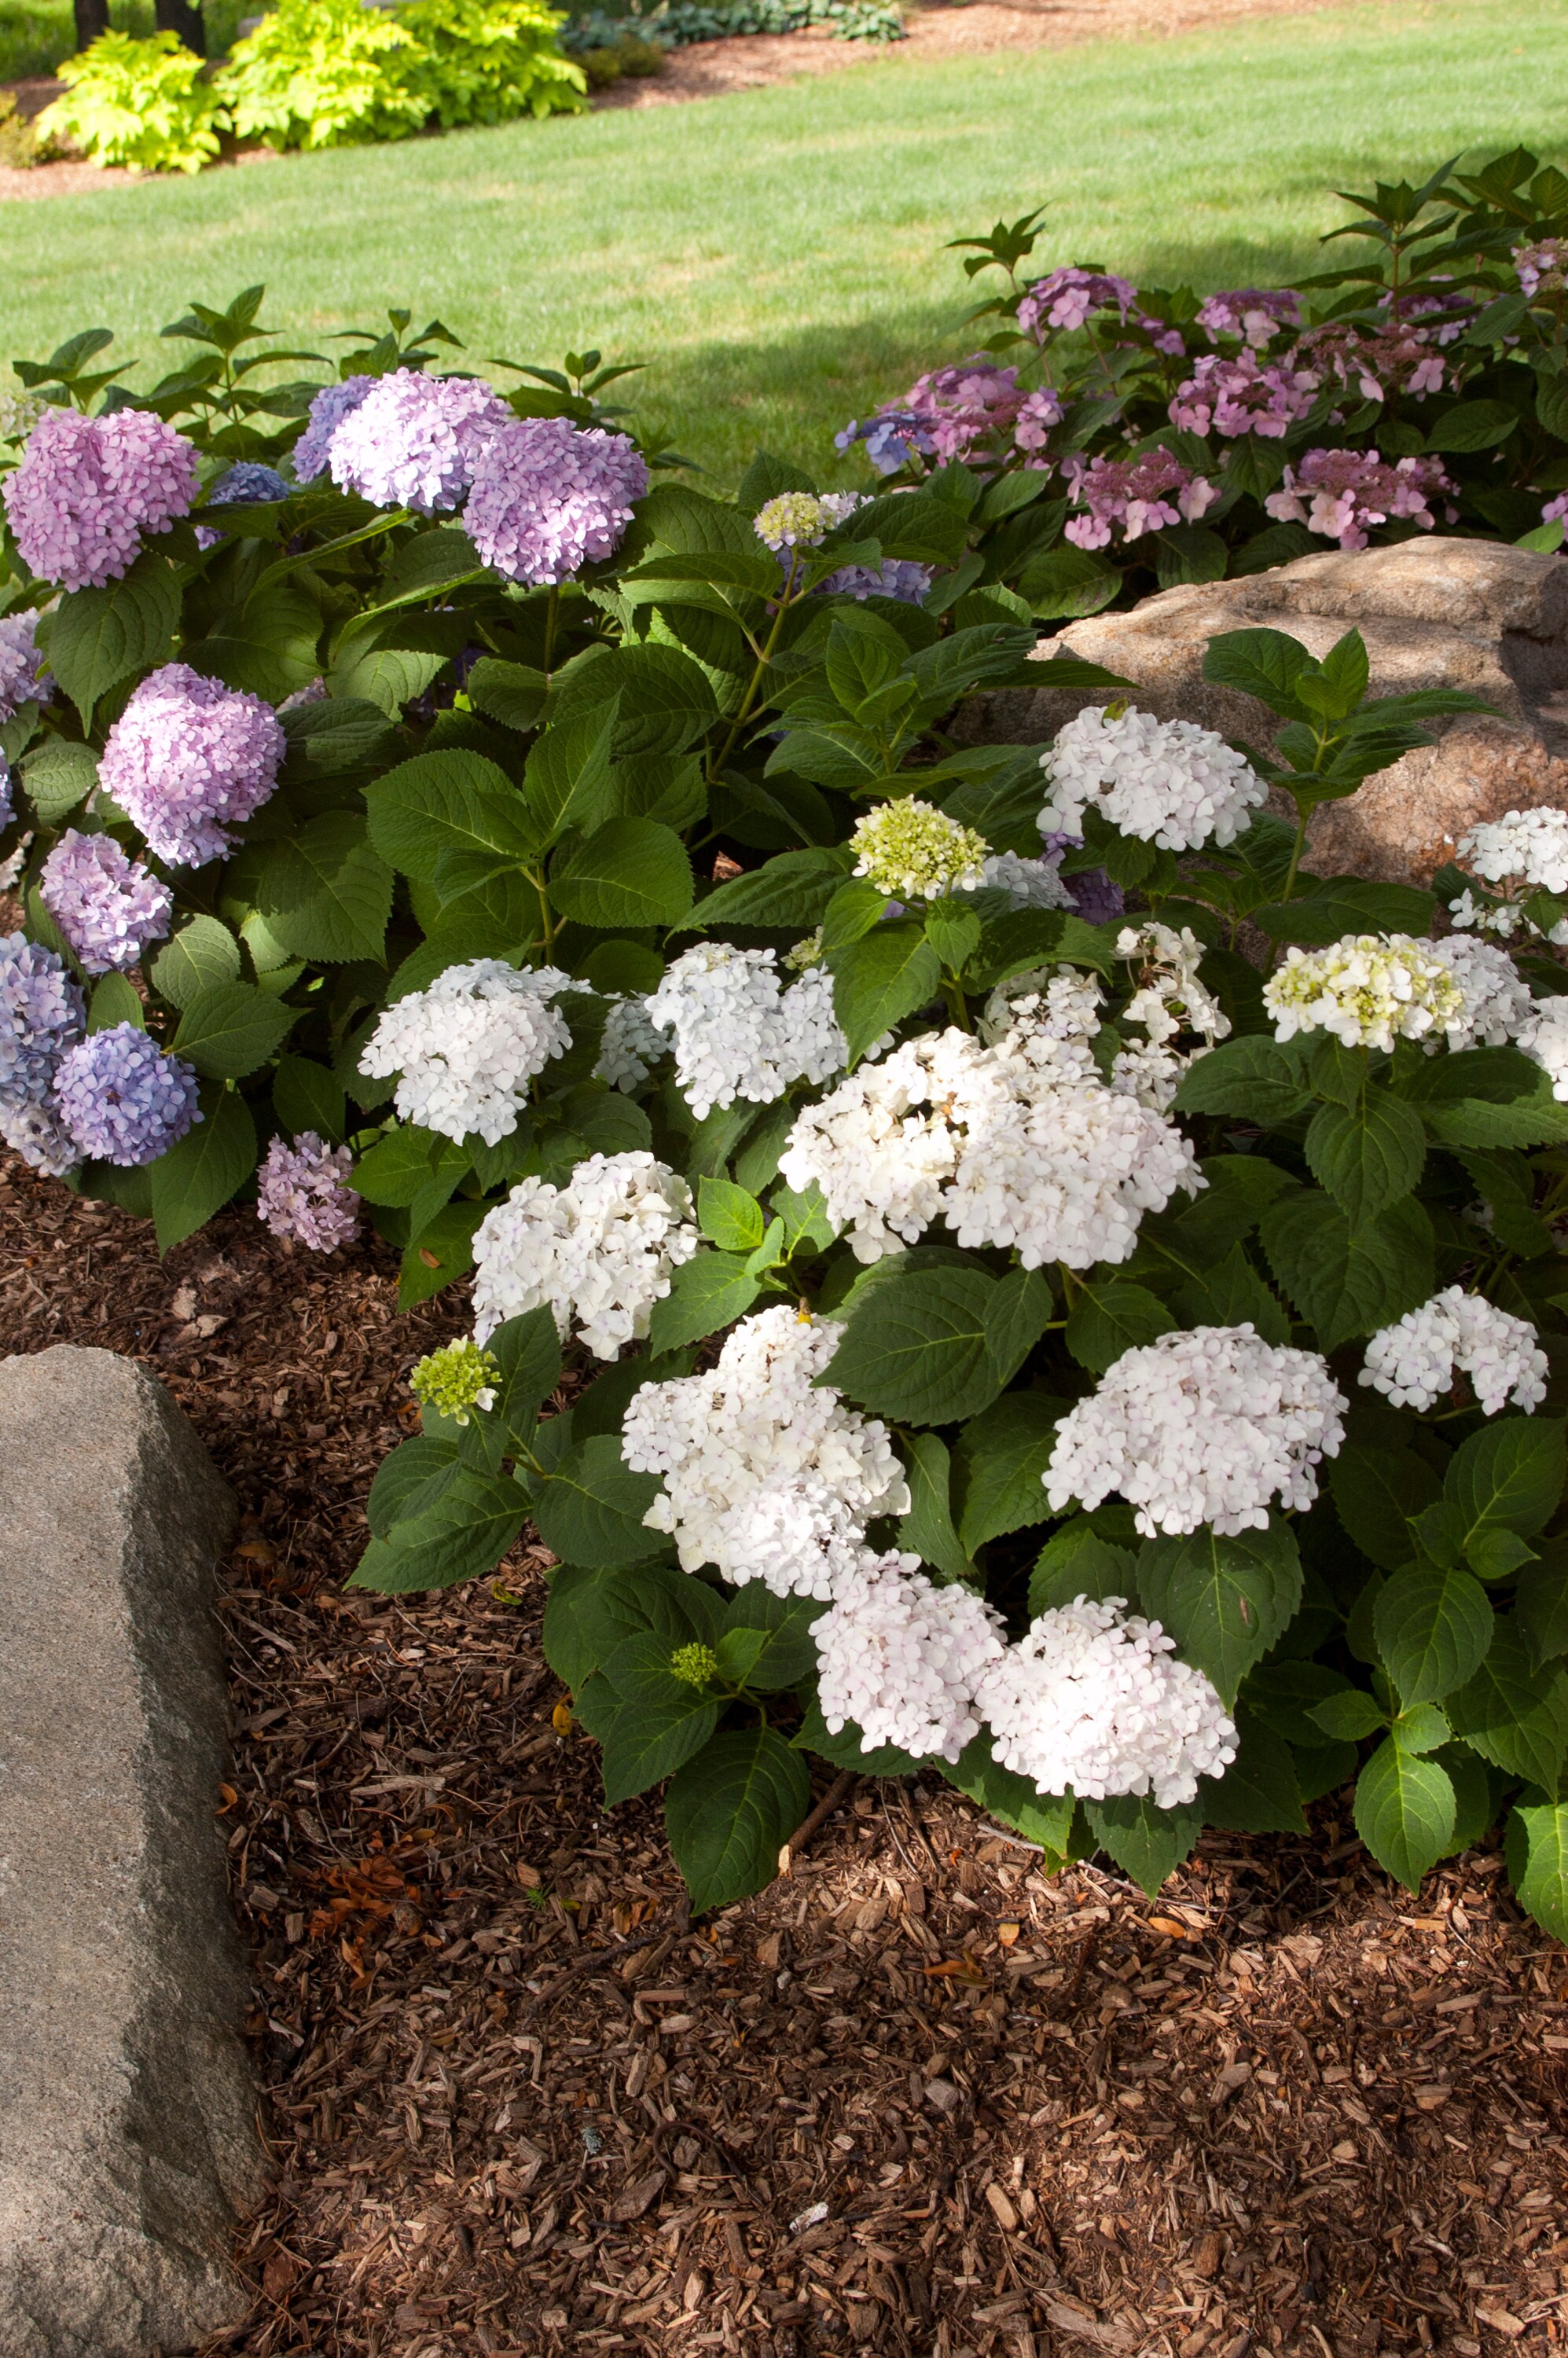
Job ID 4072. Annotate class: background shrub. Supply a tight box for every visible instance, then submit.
[34,26,224,171]
[395,0,586,126]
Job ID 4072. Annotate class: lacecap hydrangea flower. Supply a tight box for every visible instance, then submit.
[1361,1287,1548,1417]
[0,611,53,722]
[292,375,376,483]
[52,1022,200,1167]
[1195,288,1302,347]
[0,932,85,1110]
[1169,351,1319,439]
[1018,268,1138,338]
[1041,707,1266,853]
[812,1554,1006,1764]
[1063,453,1216,550]
[975,1597,1237,1809]
[255,1132,359,1251]
[850,799,988,902]
[753,490,863,554]
[470,1150,698,1361]
[325,368,512,514]
[39,830,173,978]
[1045,1324,1346,1538]
[98,663,286,869]
[358,959,572,1146]
[409,1338,501,1427]
[1262,933,1464,1052]
[1265,449,1456,551]
[645,945,850,1122]
[1515,240,1568,299]
[464,417,647,588]
[3,406,198,591]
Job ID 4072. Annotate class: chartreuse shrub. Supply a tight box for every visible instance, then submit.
[5,162,1568,1932]
[35,28,225,174]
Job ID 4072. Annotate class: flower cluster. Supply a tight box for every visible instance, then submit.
[980,849,1074,912]
[325,367,513,513]
[52,1022,200,1167]
[409,1337,500,1427]
[752,490,863,553]
[1045,1324,1347,1538]
[595,994,674,1092]
[1265,448,1457,550]
[1062,452,1217,549]
[464,417,647,587]
[977,1597,1238,1808]
[358,958,572,1145]
[812,1555,1005,1763]
[837,362,1061,476]
[3,406,199,591]
[850,798,989,902]
[470,1149,698,1360]
[644,944,850,1122]
[1041,705,1266,853]
[98,663,286,868]
[0,1097,79,1178]
[38,830,173,977]
[0,932,85,1112]
[292,374,376,483]
[1453,806,1568,912]
[1520,994,1568,1100]
[1361,1287,1548,1418]
[814,556,933,605]
[1515,241,1568,299]
[196,460,292,548]
[1294,321,1446,402]
[0,391,46,444]
[1262,933,1465,1051]
[1169,351,1319,439]
[1116,920,1230,1048]
[0,611,52,721]
[255,1132,359,1251]
[1425,933,1535,1050]
[1018,269,1137,339]
[621,1306,909,1581]
[1195,289,1302,347]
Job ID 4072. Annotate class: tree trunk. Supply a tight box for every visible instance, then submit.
[154,0,207,53]
[71,0,110,51]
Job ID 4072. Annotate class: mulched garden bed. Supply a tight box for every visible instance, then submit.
[2,1155,1566,2358]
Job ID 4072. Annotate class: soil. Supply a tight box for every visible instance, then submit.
[0,0,1405,200]
[2,1153,1566,2358]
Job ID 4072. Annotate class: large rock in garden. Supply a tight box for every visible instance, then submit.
[971,537,1568,884]
[0,1346,264,2358]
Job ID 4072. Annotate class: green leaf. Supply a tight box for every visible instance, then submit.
[1084,1794,1202,1897]
[1374,1563,1495,1706]
[486,1306,564,1452]
[718,1586,820,1690]
[365,748,538,882]
[1199,1710,1306,1835]
[1311,1688,1388,1742]
[793,1695,928,1777]
[697,1176,765,1254]
[348,1466,528,1594]
[397,1198,482,1309]
[1252,879,1435,944]
[1030,1519,1137,1614]
[44,550,179,721]
[1017,544,1120,621]
[597,1633,721,1805]
[149,916,241,1012]
[531,1432,664,1567]
[683,847,854,934]
[1173,1034,1312,1125]
[1170,1242,1290,1342]
[254,810,393,964]
[1353,1739,1456,1890]
[542,1559,715,1691]
[1423,398,1519,452]
[924,897,982,975]
[948,1735,1077,1857]
[1327,1442,1443,1571]
[983,1265,1053,1387]
[20,736,97,825]
[664,1728,811,1910]
[1065,1278,1177,1374]
[271,1055,346,1145]
[366,1434,459,1539]
[646,1251,762,1354]
[829,927,941,1065]
[1244,1659,1355,1748]
[1305,1093,1427,1225]
[1137,1520,1304,1707]
[1200,626,1313,719]
[171,980,296,1081]
[523,706,618,843]
[87,971,145,1034]
[550,817,694,929]
[1260,1191,1434,1350]
[149,1089,256,1255]
[1509,1801,1568,1940]
[1391,1702,1452,1755]
[898,1432,974,1583]
[953,1393,1063,1553]
[1516,1543,1568,1670]
[465,656,550,734]
[828,1265,1011,1426]
[352,1124,465,1209]
[1446,1416,1566,1554]
[1447,1622,1568,1789]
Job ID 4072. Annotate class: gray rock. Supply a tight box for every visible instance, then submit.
[964,537,1568,884]
[0,1346,264,2358]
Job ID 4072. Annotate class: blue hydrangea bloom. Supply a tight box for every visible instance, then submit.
[208,463,292,507]
[292,376,376,485]
[0,932,85,1110]
[52,1022,200,1166]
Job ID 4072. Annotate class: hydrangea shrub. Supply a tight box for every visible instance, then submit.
[4,177,1568,1938]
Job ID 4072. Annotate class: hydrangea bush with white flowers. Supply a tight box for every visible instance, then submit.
[6,246,1568,1939]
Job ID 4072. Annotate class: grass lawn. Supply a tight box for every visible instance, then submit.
[6,0,1566,486]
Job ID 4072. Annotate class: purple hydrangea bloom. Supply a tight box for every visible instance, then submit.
[817,557,932,604]
[2,406,198,591]
[1063,868,1125,927]
[1018,269,1138,340]
[326,369,512,515]
[465,417,648,587]
[53,1021,200,1166]
[1515,241,1568,300]
[292,375,376,485]
[196,461,292,550]
[1543,492,1568,528]
[98,662,286,868]
[0,611,53,721]
[835,410,931,476]
[1195,289,1303,348]
[39,828,174,977]
[0,761,13,832]
[256,1131,359,1251]
[1265,447,1458,551]
[1063,452,1217,549]
[1169,351,1319,439]
[0,932,85,1109]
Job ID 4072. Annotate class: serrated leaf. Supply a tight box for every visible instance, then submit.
[664,1729,811,1910]
[646,1251,762,1354]
[1172,1034,1313,1124]
[365,748,538,882]
[348,1467,528,1594]
[1510,1801,1568,1940]
[531,1432,665,1567]
[1065,1278,1177,1373]
[254,810,393,964]
[1199,1710,1306,1835]
[550,817,694,929]
[149,1088,256,1256]
[1085,1794,1202,1897]
[1137,1520,1304,1707]
[1373,1563,1495,1706]
[1327,1442,1443,1571]
[1446,1416,1566,1548]
[948,1735,1077,1856]
[1447,1622,1568,1789]
[366,1434,459,1539]
[171,980,296,1080]
[697,1176,765,1254]
[87,971,145,1034]
[597,1633,721,1805]
[1310,1688,1388,1741]
[45,551,179,721]
[20,736,97,825]
[1260,1190,1434,1350]
[718,1586,819,1690]
[1353,1739,1456,1890]
[151,916,241,1012]
[898,1431,973,1583]
[1305,1092,1427,1225]
[828,1265,1008,1426]
[830,926,941,1065]
[953,1393,1063,1553]
[1030,1518,1137,1615]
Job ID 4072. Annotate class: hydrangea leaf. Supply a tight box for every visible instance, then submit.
[549,816,694,930]
[1304,1092,1427,1226]
[397,1197,484,1310]
[898,1431,974,1584]
[715,1589,819,1691]
[1327,1442,1441,1572]
[948,1735,1077,1857]
[1173,1034,1313,1125]
[44,549,180,723]
[646,1251,762,1355]
[1137,1520,1304,1709]
[271,1053,346,1146]
[149,1084,257,1256]
[953,1393,1064,1555]
[531,1431,666,1567]
[1446,1622,1568,1789]
[541,1560,716,1693]
[19,736,97,827]
[1509,1801,1568,1941]
[1515,1542,1568,1669]
[1445,1416,1566,1547]
[596,1633,722,1805]
[1029,1517,1137,1615]
[793,1696,930,1779]
[254,809,394,964]
[348,1466,527,1595]
[1353,1738,1456,1890]
[664,1728,811,1911]
[1199,1709,1306,1835]
[1259,1189,1434,1351]
[1064,1278,1176,1374]
[828,1264,1008,1427]
[171,979,297,1079]
[365,1434,460,1540]
[1084,1793,1203,1897]
[1372,1563,1495,1707]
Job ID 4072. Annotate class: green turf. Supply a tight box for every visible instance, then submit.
[5,0,1565,486]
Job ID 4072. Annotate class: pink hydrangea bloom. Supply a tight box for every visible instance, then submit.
[98,662,286,868]
[1380,285,1474,346]
[1515,241,1568,299]
[1063,452,1218,549]
[1542,492,1568,527]
[1265,447,1457,550]
[39,828,173,976]
[1169,351,1319,439]
[2,406,198,592]
[256,1131,359,1251]
[464,416,648,586]
[327,369,514,514]
[1294,323,1445,403]
[1019,269,1139,339]
[1195,289,1303,348]
[0,611,52,721]
[907,363,1063,467]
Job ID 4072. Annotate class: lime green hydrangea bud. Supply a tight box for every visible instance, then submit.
[753,490,861,554]
[784,927,824,973]
[851,798,989,902]
[669,1641,721,1688]
[410,1336,501,1427]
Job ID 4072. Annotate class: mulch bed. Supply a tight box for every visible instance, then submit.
[2,1158,1567,2358]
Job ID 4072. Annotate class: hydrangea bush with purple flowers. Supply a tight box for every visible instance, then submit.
[6,167,1568,1938]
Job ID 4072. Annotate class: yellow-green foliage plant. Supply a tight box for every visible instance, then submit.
[35,29,225,174]
[215,0,428,149]
[395,0,587,127]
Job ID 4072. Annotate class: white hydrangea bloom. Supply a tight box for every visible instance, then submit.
[1262,934,1464,1052]
[1117,921,1230,1048]
[1457,807,1568,895]
[715,1472,872,1603]
[595,994,673,1092]
[470,1151,699,1360]
[1519,994,1568,1100]
[620,1306,909,1578]
[980,968,1103,1047]
[812,1553,1006,1764]
[851,799,989,902]
[1425,934,1535,1049]
[777,1029,979,1262]
[1110,1041,1200,1112]
[645,943,851,1121]
[0,1097,79,1177]
[1045,1324,1346,1537]
[1448,886,1529,942]
[980,850,1074,911]
[975,1596,1238,1808]
[1041,706,1267,852]
[1361,1286,1548,1416]
[358,960,571,1144]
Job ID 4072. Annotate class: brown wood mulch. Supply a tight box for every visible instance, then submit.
[2,1157,1568,2358]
